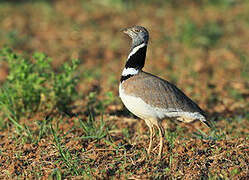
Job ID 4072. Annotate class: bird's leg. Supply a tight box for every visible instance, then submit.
[156,123,164,159]
[148,125,154,154]
[145,120,153,155]
[152,126,156,138]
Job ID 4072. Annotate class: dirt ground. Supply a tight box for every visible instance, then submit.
[0,0,248,179]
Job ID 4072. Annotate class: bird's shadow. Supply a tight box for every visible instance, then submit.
[109,106,138,119]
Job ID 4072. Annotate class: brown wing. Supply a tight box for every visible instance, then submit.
[122,71,206,117]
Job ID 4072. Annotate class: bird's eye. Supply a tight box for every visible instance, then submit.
[134,29,140,33]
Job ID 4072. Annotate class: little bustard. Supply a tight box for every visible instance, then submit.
[119,26,210,158]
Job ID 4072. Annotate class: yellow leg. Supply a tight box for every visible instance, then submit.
[147,125,153,154]
[145,120,153,155]
[152,127,156,138]
[156,123,164,159]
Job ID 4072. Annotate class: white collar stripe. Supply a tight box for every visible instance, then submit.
[128,43,147,59]
[122,68,139,76]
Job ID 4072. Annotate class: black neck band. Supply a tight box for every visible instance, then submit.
[125,45,147,70]
[120,74,134,83]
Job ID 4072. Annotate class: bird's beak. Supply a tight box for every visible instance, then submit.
[121,27,129,34]
[121,28,135,40]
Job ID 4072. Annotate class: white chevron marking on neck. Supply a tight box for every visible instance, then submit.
[122,68,139,76]
[128,43,147,60]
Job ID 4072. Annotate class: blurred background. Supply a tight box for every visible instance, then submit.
[0,0,248,116]
[0,0,248,178]
[0,0,248,115]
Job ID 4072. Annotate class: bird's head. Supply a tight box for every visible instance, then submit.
[121,26,149,47]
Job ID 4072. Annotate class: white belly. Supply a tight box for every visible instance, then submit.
[119,84,165,120]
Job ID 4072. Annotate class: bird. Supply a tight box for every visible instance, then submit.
[119,25,210,159]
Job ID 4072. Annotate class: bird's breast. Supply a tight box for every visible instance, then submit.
[119,83,167,120]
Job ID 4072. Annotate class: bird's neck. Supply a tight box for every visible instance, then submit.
[120,43,147,83]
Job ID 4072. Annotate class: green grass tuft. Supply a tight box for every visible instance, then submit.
[0,47,79,123]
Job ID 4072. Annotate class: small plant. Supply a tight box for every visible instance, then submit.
[79,112,107,140]
[52,57,79,113]
[49,168,62,180]
[165,130,178,152]
[24,116,52,144]
[51,124,81,176]
[0,48,51,118]
[0,47,79,122]
[2,115,52,145]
